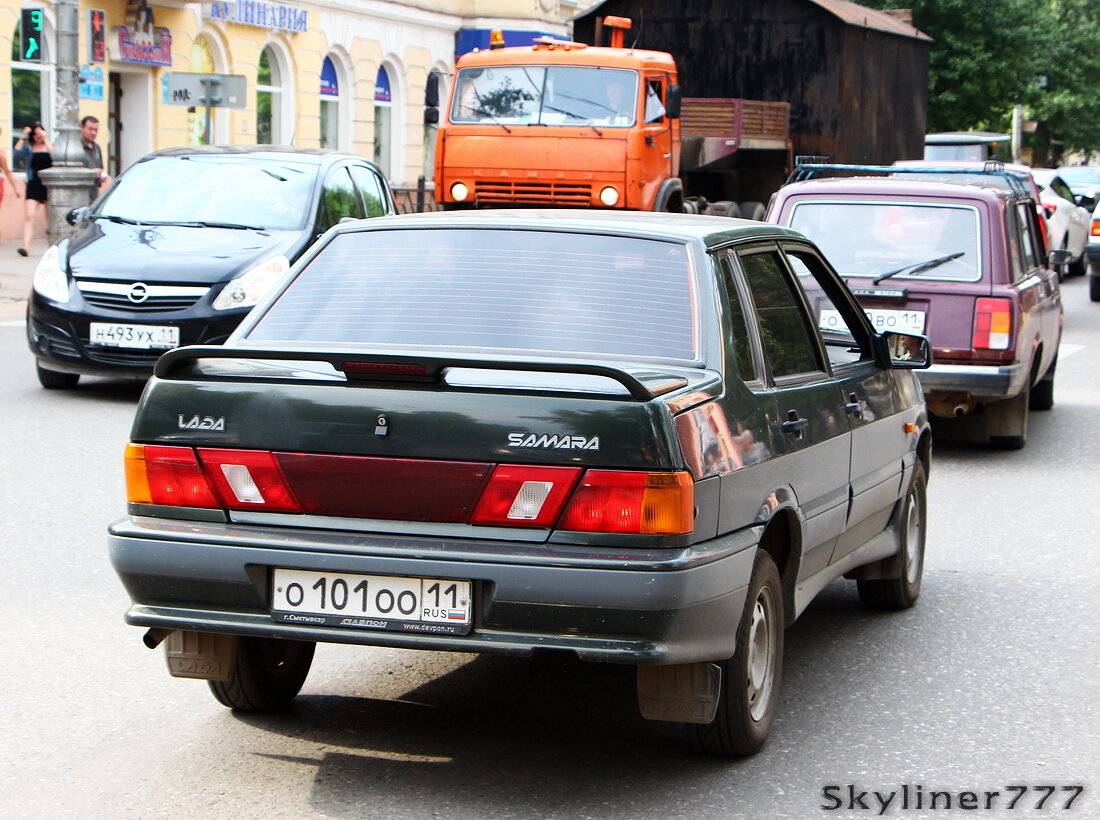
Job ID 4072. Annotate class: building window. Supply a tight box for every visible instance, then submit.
[257,46,282,144]
[374,66,392,177]
[10,16,52,168]
[320,56,341,150]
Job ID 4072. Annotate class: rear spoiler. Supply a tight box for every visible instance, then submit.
[787,159,1031,198]
[154,345,718,402]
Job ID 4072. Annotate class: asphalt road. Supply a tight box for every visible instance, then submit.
[1,278,1097,820]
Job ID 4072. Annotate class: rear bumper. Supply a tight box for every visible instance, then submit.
[917,361,1026,400]
[108,517,757,665]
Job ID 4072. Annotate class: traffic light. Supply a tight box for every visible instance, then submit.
[89,9,106,63]
[20,8,44,63]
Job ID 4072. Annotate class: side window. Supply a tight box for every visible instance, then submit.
[1015,203,1042,276]
[1051,177,1074,203]
[349,165,388,217]
[644,78,666,124]
[318,166,362,232]
[738,250,824,380]
[785,249,871,368]
[714,251,760,384]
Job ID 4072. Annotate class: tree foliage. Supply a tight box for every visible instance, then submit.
[861,0,1100,153]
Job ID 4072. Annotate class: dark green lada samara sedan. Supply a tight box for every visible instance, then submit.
[109,210,931,756]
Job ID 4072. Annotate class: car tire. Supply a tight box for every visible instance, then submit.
[688,550,783,757]
[1090,274,1100,302]
[1029,357,1056,411]
[36,364,80,390]
[1067,253,1086,277]
[739,201,767,221]
[208,637,315,711]
[857,461,926,610]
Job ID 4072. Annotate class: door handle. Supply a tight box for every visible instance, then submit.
[781,410,809,437]
[845,393,864,418]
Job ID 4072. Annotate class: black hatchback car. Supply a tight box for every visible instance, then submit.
[110,210,932,756]
[27,146,395,388]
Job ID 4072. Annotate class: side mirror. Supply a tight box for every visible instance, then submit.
[666,85,682,120]
[424,107,439,126]
[425,72,440,108]
[1047,248,1072,268]
[880,331,931,369]
[66,207,89,226]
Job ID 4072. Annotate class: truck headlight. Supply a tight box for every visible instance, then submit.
[451,182,469,202]
[32,245,70,304]
[212,255,289,311]
[599,187,620,207]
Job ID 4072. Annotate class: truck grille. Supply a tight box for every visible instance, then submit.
[475,181,592,206]
[76,280,210,313]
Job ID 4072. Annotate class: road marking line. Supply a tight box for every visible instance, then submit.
[1059,343,1084,359]
[0,319,25,327]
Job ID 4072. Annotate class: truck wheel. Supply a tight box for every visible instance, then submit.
[688,550,783,756]
[1029,357,1056,411]
[857,462,926,610]
[1090,274,1100,302]
[739,201,766,221]
[208,637,315,711]
[36,364,79,389]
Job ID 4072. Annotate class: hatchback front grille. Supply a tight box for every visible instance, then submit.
[76,280,210,313]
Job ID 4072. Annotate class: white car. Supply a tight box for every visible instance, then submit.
[1087,202,1100,301]
[1031,169,1090,277]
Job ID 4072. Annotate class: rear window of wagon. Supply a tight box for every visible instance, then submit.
[245,228,698,361]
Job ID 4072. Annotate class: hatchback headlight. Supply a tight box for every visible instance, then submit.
[212,256,290,311]
[32,245,69,304]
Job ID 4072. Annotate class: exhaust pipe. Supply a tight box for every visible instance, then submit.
[143,628,174,649]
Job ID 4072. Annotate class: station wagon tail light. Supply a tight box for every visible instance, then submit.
[470,465,582,527]
[125,444,220,508]
[197,449,301,512]
[558,470,694,535]
[973,298,1013,351]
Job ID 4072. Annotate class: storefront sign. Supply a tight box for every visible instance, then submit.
[207,1,308,33]
[79,65,105,101]
[116,26,172,66]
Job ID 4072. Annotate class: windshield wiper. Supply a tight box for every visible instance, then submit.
[91,214,143,225]
[541,104,602,135]
[469,107,513,133]
[872,252,965,284]
[137,219,268,231]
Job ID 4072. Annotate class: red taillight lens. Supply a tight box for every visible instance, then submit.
[470,465,582,527]
[973,297,1013,351]
[1042,203,1058,218]
[558,470,694,535]
[1092,219,1100,237]
[197,448,301,512]
[126,444,220,508]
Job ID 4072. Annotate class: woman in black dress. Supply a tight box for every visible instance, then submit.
[16,122,52,257]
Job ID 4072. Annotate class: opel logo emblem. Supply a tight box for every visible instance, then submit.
[128,282,150,304]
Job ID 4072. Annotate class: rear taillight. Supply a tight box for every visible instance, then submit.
[125,444,220,508]
[1042,203,1058,218]
[470,465,582,527]
[973,297,1013,351]
[558,470,694,535]
[1092,218,1100,237]
[197,448,301,512]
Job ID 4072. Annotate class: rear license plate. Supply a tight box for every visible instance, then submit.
[271,569,473,635]
[88,322,180,350]
[820,307,926,335]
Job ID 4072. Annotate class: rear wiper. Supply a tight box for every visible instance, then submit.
[873,252,965,284]
[91,214,142,225]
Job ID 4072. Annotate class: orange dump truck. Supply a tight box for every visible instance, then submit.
[430,18,792,217]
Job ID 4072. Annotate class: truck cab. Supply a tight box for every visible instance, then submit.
[432,30,683,212]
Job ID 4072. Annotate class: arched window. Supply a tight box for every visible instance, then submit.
[373,66,392,177]
[188,35,216,145]
[10,14,53,168]
[257,46,283,144]
[319,55,343,150]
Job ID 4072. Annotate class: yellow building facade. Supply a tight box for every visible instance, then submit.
[0,0,584,193]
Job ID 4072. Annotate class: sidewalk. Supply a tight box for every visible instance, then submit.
[0,239,48,320]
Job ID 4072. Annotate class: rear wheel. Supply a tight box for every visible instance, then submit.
[1029,357,1056,411]
[858,461,926,609]
[1090,273,1100,302]
[689,550,783,756]
[36,364,79,389]
[208,637,315,711]
[1067,252,1086,277]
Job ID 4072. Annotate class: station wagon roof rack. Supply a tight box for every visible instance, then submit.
[787,160,1030,197]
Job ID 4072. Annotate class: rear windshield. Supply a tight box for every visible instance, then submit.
[244,228,697,361]
[787,202,982,282]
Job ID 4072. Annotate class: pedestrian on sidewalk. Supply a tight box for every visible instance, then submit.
[16,122,52,257]
[80,115,111,203]
[0,125,24,249]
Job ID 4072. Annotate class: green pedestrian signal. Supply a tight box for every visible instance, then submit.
[20,8,45,63]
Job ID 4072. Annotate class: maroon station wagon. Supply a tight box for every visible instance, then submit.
[769,172,1063,449]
